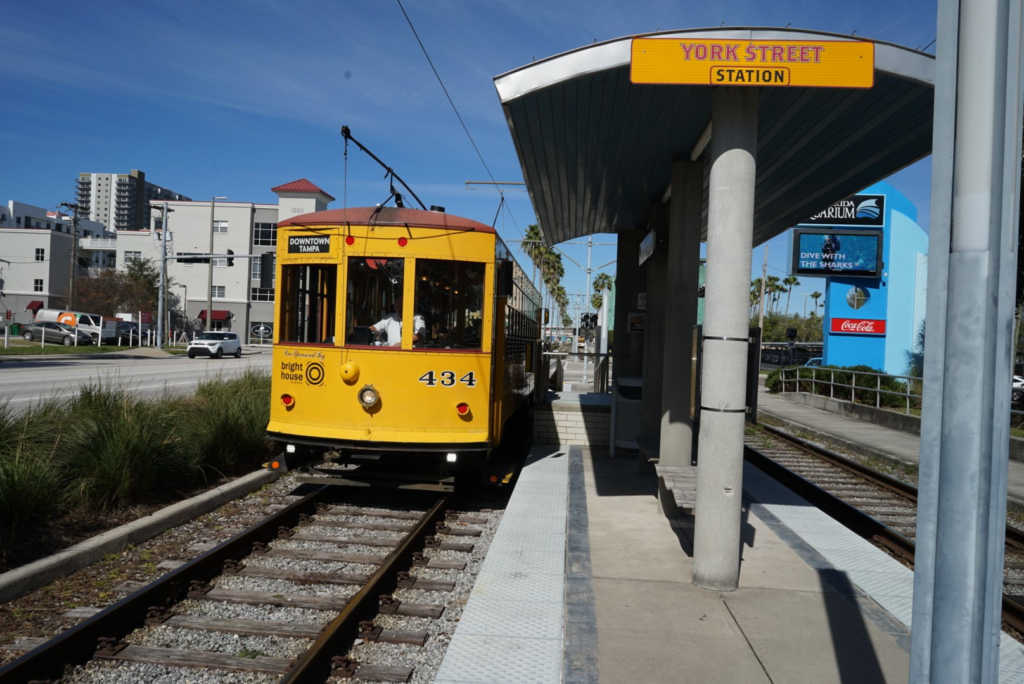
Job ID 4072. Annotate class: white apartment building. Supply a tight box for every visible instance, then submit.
[76,169,190,232]
[0,201,109,323]
[1,179,333,338]
[120,179,333,340]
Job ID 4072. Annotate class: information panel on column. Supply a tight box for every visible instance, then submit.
[630,38,874,88]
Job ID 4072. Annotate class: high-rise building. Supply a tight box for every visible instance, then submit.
[76,170,190,231]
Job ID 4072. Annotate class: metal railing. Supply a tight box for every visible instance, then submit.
[78,237,117,250]
[543,352,623,394]
[778,366,921,414]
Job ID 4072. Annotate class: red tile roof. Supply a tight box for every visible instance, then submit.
[270,179,336,201]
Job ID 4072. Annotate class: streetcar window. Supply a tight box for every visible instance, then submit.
[279,264,337,344]
[345,257,405,347]
[414,259,486,350]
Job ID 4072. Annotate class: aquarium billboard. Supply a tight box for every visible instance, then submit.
[791,228,883,278]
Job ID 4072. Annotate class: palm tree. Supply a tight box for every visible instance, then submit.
[765,276,781,314]
[750,278,763,317]
[783,275,801,315]
[592,272,614,309]
[811,291,822,316]
[522,224,545,283]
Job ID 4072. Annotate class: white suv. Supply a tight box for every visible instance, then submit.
[188,332,242,359]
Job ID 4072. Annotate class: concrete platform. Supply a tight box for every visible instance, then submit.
[436,442,1024,683]
[757,387,1024,507]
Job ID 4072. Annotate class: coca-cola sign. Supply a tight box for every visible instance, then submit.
[831,318,886,335]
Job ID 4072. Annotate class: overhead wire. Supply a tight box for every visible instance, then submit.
[395,0,525,241]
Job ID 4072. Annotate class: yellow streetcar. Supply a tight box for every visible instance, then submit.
[265,206,542,487]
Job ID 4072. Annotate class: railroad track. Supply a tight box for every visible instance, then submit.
[0,487,487,683]
[744,423,1024,635]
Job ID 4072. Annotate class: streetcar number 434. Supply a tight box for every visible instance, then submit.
[419,370,477,387]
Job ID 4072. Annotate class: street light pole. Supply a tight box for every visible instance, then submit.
[59,202,80,309]
[206,196,226,332]
[156,201,169,350]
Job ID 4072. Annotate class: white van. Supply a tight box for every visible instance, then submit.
[35,309,118,344]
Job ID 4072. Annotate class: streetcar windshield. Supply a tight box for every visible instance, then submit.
[279,264,337,344]
[345,257,405,347]
[414,259,485,350]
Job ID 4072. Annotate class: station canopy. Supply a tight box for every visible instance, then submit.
[493,28,935,246]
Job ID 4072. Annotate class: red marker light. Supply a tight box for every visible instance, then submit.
[345,235,355,245]
[271,460,281,470]
[398,237,408,247]
[281,394,294,407]
[456,403,470,415]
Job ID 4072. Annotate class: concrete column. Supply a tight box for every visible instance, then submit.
[613,228,642,382]
[692,87,758,591]
[639,202,668,438]
[910,0,1024,680]
[630,239,646,377]
[660,158,704,466]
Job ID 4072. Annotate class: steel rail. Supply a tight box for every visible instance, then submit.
[0,487,328,684]
[746,426,1024,635]
[281,496,448,683]
[743,444,917,564]
[760,423,918,502]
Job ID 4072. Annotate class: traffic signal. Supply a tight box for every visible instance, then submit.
[260,252,275,289]
[176,253,209,264]
[580,313,598,329]
[588,313,598,329]
[226,249,235,267]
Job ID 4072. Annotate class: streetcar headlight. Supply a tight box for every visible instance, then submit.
[286,444,296,454]
[358,384,380,409]
[446,453,458,463]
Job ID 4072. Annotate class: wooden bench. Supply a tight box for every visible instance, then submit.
[654,463,698,516]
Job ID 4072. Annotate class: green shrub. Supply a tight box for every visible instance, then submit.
[0,371,274,544]
[184,371,273,477]
[0,446,64,538]
[62,385,193,509]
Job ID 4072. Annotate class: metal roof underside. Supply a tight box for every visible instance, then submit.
[494,28,935,246]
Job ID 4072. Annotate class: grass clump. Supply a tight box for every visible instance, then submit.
[0,371,274,561]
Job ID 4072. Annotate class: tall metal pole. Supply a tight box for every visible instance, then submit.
[583,235,593,383]
[206,197,225,331]
[910,0,1024,681]
[757,245,768,330]
[60,202,80,309]
[157,202,168,350]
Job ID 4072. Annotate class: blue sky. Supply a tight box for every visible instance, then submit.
[1,0,937,310]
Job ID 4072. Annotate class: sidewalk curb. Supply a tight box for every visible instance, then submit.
[0,469,279,604]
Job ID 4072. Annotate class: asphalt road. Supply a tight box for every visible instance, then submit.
[0,349,273,413]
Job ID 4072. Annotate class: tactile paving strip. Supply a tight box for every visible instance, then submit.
[434,446,568,683]
[744,463,1024,682]
[434,634,561,684]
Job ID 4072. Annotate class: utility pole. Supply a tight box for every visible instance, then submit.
[60,202,80,309]
[582,235,593,383]
[154,202,171,350]
[206,196,226,331]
